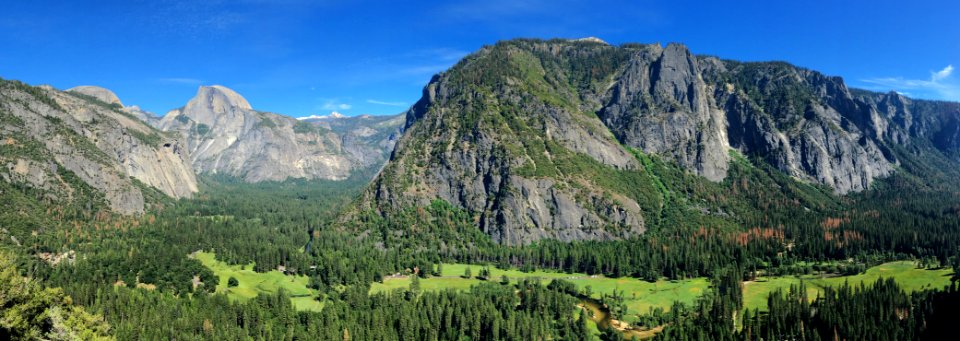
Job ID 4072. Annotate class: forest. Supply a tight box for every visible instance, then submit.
[3,140,960,339]
[0,98,960,340]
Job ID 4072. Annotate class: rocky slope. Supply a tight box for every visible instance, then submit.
[158,86,403,182]
[298,112,405,174]
[0,80,197,214]
[362,38,960,245]
[67,85,160,126]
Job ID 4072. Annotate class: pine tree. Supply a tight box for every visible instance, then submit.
[409,274,421,294]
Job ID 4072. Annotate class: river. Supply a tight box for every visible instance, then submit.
[578,297,663,340]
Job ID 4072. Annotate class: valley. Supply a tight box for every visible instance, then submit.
[3,37,960,340]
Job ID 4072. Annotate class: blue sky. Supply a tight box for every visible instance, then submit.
[1,0,957,117]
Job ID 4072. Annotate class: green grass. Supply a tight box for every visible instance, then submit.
[372,261,954,321]
[573,306,603,337]
[370,263,709,322]
[194,253,951,319]
[743,261,954,311]
[194,251,322,312]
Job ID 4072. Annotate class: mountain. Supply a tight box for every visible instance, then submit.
[361,38,960,245]
[298,112,405,171]
[158,86,403,182]
[67,85,160,126]
[0,79,197,214]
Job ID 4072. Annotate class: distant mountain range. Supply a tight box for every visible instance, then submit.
[0,79,403,213]
[157,85,403,182]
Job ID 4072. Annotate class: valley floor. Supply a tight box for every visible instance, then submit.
[193,251,323,312]
[372,261,952,321]
[741,261,953,311]
[195,253,953,323]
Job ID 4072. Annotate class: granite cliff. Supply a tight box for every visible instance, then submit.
[361,39,960,245]
[158,86,403,182]
[0,80,197,214]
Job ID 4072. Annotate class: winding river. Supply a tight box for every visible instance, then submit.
[578,297,663,340]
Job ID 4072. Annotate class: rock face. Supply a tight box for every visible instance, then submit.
[599,43,732,182]
[363,38,960,245]
[1,80,197,214]
[299,113,405,173]
[1,80,402,214]
[367,41,650,245]
[713,62,897,193]
[158,86,403,182]
[67,86,123,106]
[67,86,161,132]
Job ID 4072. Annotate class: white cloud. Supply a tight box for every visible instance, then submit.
[297,111,345,120]
[366,99,407,107]
[318,99,351,111]
[932,65,953,82]
[297,114,325,120]
[323,103,351,110]
[860,64,959,101]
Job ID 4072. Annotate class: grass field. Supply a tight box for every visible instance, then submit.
[192,252,952,319]
[371,261,954,321]
[742,261,954,311]
[370,263,709,322]
[193,252,323,312]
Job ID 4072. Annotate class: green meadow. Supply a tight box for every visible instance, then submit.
[370,263,710,322]
[194,253,952,320]
[371,261,953,321]
[193,251,323,312]
[742,261,954,311]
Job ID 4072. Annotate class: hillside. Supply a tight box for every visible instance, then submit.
[361,38,960,245]
[0,79,197,217]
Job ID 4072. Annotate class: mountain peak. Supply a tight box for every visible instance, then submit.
[67,85,123,106]
[187,85,252,112]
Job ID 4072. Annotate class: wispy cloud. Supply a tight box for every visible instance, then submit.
[861,65,959,101]
[318,99,351,111]
[366,99,407,107]
[157,77,203,85]
[932,65,953,82]
[134,1,249,39]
